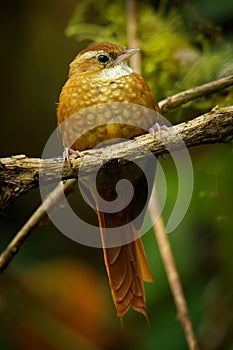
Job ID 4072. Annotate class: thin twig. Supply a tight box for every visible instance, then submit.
[126,0,141,73]
[126,1,200,348]
[0,179,77,273]
[149,190,199,350]
[159,74,233,113]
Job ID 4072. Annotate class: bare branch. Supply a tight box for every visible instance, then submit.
[1,74,232,213]
[149,191,199,350]
[0,179,76,273]
[1,106,232,205]
[159,75,233,113]
[126,0,141,73]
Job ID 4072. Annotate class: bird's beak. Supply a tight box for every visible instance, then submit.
[115,48,140,64]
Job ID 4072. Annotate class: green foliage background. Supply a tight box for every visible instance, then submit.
[66,0,233,119]
[0,1,233,349]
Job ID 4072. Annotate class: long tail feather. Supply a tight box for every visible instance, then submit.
[98,211,154,319]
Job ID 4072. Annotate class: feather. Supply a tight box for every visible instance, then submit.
[98,211,154,320]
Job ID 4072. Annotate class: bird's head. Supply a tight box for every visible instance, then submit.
[69,42,140,79]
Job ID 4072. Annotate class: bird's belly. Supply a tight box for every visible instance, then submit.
[60,102,157,151]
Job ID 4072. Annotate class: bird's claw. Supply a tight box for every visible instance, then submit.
[149,123,169,138]
[63,147,83,162]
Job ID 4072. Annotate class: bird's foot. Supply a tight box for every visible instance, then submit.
[63,147,83,162]
[149,123,169,138]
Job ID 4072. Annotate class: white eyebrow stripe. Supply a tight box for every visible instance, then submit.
[78,50,108,61]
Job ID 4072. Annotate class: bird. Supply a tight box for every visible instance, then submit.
[57,42,161,321]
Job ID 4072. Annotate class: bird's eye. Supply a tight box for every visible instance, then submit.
[97,55,109,64]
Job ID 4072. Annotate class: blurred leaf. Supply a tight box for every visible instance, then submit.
[0,258,119,350]
[65,0,233,118]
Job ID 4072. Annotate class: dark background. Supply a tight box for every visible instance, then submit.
[0,1,233,349]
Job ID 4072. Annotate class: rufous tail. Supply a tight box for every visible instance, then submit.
[97,212,154,320]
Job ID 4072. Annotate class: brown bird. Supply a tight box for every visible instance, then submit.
[57,42,161,321]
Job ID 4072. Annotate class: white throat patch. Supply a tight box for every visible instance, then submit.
[98,62,133,80]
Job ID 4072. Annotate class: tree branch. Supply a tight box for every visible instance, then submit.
[0,105,232,213]
[149,190,200,350]
[0,74,232,212]
[159,74,233,113]
[1,72,233,214]
[0,179,77,272]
